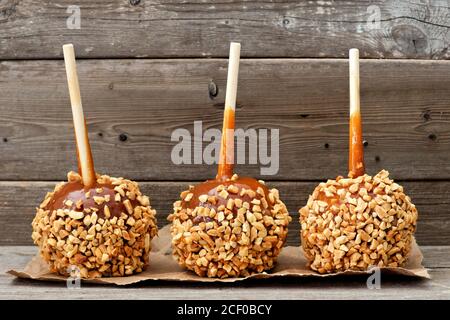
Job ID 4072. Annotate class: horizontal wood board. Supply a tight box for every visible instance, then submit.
[0,0,449,59]
[1,59,450,181]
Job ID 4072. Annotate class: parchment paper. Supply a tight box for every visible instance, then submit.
[7,225,430,285]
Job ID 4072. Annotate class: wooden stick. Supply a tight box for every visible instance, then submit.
[217,42,241,179]
[63,44,96,187]
[348,48,365,178]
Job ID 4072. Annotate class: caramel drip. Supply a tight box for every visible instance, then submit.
[349,112,365,178]
[45,181,137,218]
[217,107,235,179]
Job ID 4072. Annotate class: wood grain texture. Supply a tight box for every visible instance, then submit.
[1,59,450,181]
[1,246,449,299]
[0,0,449,59]
[1,181,448,246]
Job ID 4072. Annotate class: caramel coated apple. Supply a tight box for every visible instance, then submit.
[32,171,158,278]
[169,174,291,278]
[299,170,418,273]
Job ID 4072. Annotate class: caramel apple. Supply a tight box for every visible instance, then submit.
[31,45,157,278]
[299,49,418,273]
[168,43,291,278]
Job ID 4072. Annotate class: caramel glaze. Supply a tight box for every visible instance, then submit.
[217,108,235,179]
[317,190,340,206]
[349,112,365,178]
[182,176,271,224]
[45,181,138,219]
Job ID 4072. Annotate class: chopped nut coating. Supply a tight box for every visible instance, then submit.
[169,174,291,278]
[299,170,418,274]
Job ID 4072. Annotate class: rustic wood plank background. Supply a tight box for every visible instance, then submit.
[1,59,450,181]
[0,0,449,249]
[0,0,449,59]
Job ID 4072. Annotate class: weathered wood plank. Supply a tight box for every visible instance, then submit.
[1,59,450,181]
[0,181,448,246]
[1,0,449,59]
[1,246,449,299]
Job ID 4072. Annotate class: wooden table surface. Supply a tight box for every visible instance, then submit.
[1,246,449,300]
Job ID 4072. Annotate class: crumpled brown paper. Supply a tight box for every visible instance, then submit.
[8,225,430,285]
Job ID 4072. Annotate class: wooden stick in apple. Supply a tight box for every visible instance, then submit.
[63,44,96,187]
[348,48,365,178]
[217,42,241,179]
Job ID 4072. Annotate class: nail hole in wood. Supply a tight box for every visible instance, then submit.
[2,137,7,143]
[428,133,437,141]
[98,132,103,137]
[299,114,310,118]
[208,81,218,99]
[119,133,128,142]
[363,140,368,147]
[375,156,381,162]
[324,143,329,149]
